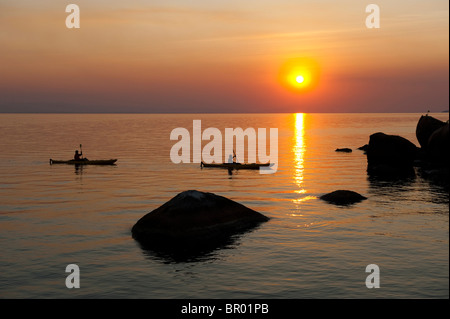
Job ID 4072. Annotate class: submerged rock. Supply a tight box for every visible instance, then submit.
[320,190,367,205]
[131,190,269,253]
[335,148,352,153]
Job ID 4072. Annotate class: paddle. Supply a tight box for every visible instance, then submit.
[79,144,83,160]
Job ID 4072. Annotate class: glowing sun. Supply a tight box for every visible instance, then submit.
[296,75,305,84]
[279,57,320,93]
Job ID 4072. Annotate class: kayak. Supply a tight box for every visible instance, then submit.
[201,162,270,170]
[50,159,117,165]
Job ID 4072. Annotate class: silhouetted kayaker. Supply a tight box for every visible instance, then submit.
[228,150,238,163]
[232,150,238,163]
[74,150,83,161]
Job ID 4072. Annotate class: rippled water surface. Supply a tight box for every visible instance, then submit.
[0,113,448,298]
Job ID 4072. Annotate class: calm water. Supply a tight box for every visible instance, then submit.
[0,113,448,299]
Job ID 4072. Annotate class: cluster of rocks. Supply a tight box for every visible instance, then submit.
[416,115,449,167]
[360,115,448,178]
[319,114,448,206]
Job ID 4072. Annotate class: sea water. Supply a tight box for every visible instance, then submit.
[0,113,448,298]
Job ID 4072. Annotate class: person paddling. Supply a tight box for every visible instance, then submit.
[74,144,86,161]
[74,150,83,161]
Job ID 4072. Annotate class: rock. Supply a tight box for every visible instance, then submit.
[357,144,369,152]
[416,115,446,149]
[131,190,269,252]
[320,190,367,205]
[335,148,352,153]
[366,132,419,177]
[426,122,449,165]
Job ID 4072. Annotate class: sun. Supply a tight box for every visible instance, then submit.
[279,57,320,93]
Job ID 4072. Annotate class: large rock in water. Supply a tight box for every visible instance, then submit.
[416,115,446,149]
[366,132,419,177]
[426,122,449,165]
[132,190,269,252]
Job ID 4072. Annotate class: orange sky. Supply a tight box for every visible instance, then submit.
[0,0,448,113]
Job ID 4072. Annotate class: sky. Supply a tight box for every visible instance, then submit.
[0,0,448,113]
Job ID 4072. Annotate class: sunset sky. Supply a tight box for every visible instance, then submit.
[0,0,448,113]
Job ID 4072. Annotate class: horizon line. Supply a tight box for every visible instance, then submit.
[1,111,449,115]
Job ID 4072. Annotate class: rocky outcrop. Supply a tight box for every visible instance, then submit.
[320,190,367,205]
[357,144,369,153]
[132,190,269,252]
[416,115,446,149]
[361,115,448,184]
[365,132,419,177]
[425,122,449,165]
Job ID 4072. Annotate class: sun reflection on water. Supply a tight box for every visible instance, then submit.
[291,113,316,207]
[293,113,306,196]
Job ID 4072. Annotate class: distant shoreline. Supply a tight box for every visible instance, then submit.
[0,111,449,115]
